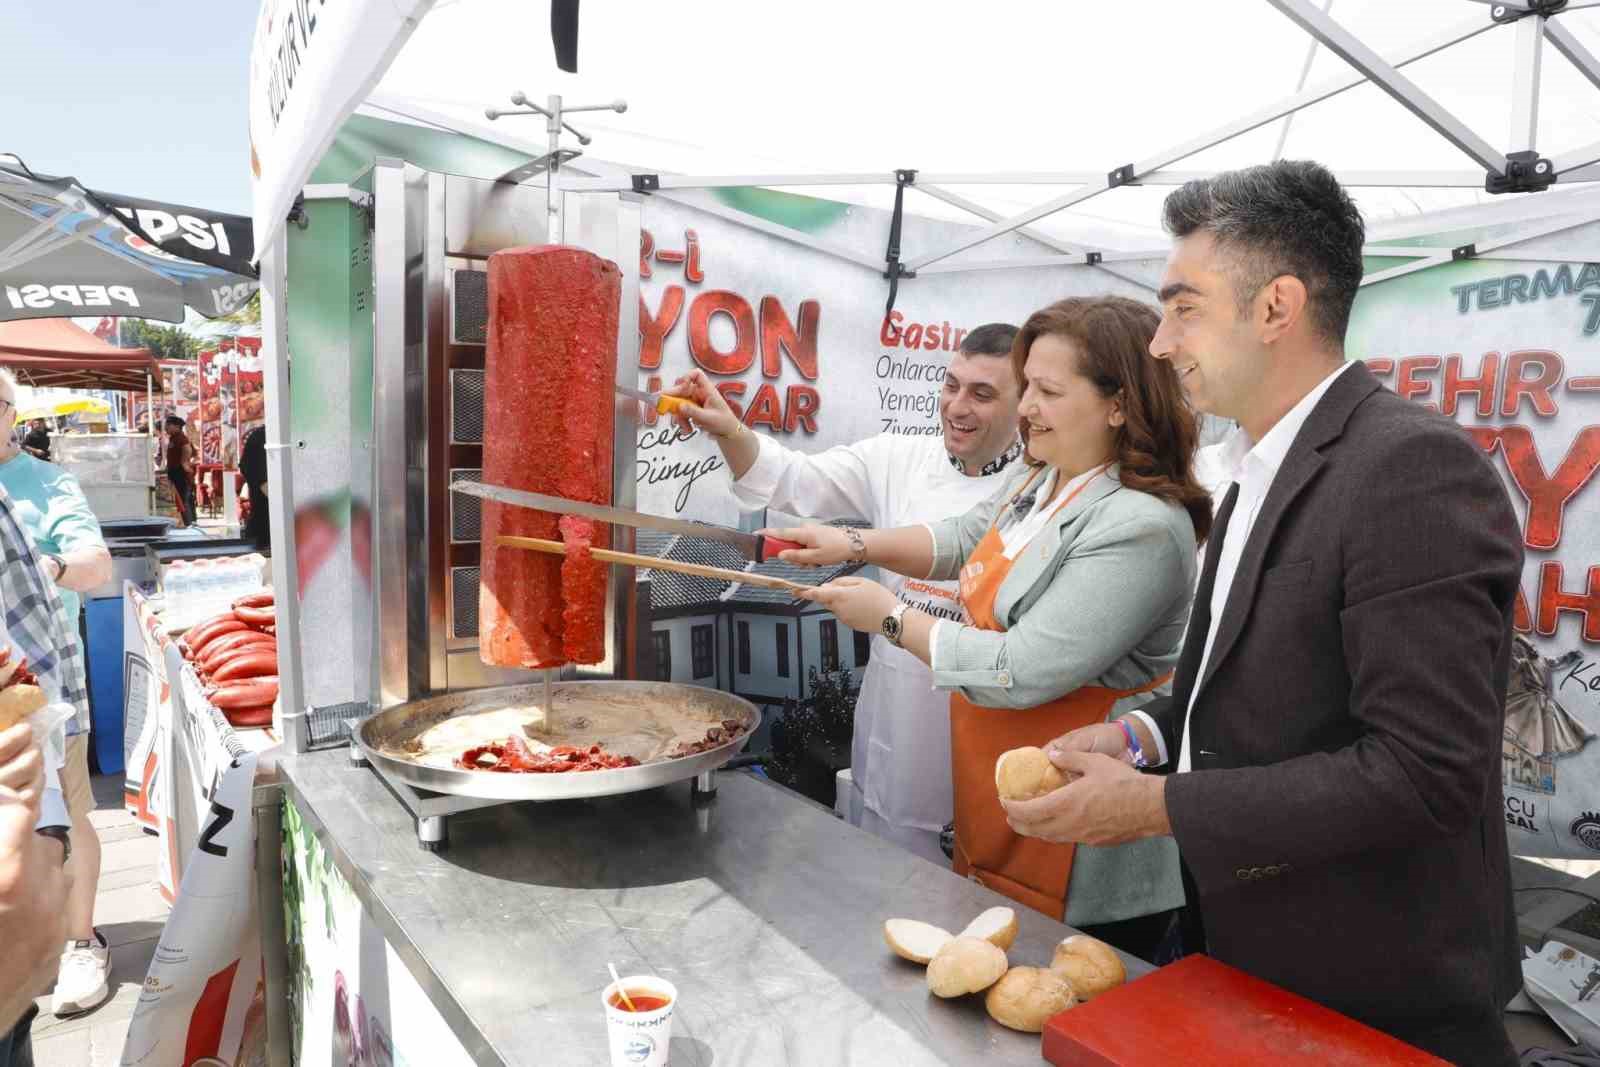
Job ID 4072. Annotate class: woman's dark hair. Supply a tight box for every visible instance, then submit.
[1012,296,1213,544]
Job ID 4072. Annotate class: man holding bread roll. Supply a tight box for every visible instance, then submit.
[1001,162,1521,1065]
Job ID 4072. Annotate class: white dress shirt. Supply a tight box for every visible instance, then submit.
[1132,361,1356,771]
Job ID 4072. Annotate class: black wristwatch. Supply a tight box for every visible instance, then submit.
[37,826,70,864]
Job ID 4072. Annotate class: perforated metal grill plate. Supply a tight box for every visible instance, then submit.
[450,468,483,543]
[450,268,488,345]
[450,369,485,444]
[450,565,480,640]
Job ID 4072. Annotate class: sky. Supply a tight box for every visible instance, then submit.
[1,0,254,215]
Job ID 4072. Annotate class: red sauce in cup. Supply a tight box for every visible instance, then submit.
[608,990,671,1013]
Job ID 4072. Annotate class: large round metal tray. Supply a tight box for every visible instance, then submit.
[355,680,760,801]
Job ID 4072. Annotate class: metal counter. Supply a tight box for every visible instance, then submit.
[276,749,1151,1066]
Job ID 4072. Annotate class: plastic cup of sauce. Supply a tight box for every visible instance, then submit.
[601,975,677,1067]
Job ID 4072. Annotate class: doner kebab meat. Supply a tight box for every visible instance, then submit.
[479,246,619,668]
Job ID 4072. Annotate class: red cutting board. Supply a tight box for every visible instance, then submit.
[1041,955,1448,1066]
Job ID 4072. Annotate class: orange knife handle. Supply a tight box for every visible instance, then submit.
[655,394,690,415]
[756,535,806,562]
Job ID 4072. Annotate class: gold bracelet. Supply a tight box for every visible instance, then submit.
[714,422,748,441]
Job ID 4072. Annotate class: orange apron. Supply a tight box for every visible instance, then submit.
[950,466,1170,920]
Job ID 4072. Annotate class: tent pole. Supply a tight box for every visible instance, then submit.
[259,230,308,753]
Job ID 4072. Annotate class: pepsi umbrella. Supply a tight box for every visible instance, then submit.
[0,156,258,325]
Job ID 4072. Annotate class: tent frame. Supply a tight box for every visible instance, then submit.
[449,0,1600,291]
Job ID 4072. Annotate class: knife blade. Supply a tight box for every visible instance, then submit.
[451,480,804,563]
[615,382,690,415]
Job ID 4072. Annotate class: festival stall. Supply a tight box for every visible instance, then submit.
[166,0,1600,1063]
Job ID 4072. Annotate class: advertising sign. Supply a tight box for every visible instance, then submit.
[630,189,1159,526]
[282,795,476,1066]
[1347,237,1600,859]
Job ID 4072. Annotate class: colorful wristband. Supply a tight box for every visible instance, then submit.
[1117,718,1148,769]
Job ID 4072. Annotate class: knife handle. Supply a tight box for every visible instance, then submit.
[756,535,806,562]
[655,394,690,415]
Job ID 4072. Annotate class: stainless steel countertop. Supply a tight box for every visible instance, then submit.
[278,748,1152,1066]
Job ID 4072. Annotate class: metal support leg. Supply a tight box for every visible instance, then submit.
[692,769,717,800]
[418,815,448,851]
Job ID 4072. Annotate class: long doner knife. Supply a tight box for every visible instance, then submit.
[451,480,803,563]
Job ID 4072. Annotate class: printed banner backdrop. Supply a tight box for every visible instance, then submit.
[629,188,1160,526]
[1347,232,1600,859]
[282,794,476,1067]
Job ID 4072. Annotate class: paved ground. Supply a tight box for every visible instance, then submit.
[30,773,170,1067]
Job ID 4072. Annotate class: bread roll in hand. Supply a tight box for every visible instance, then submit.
[1050,934,1126,1000]
[985,966,1076,1032]
[995,746,1067,801]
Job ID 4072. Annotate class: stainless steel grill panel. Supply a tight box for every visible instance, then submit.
[449,468,483,543]
[449,268,488,345]
[450,369,485,444]
[450,565,480,640]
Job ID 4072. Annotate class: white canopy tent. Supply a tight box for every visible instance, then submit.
[251,0,1600,262]
[246,0,1600,733]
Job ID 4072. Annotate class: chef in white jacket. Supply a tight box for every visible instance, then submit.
[667,324,1024,864]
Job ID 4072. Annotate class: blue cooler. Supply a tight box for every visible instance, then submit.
[81,518,174,775]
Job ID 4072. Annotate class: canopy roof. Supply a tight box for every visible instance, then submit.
[251,0,1600,258]
[0,318,159,392]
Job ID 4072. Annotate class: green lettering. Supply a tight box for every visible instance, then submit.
[1584,293,1600,337]
[1479,279,1503,309]
[1503,274,1530,304]
[1577,263,1600,291]
[1451,283,1477,314]
[1530,265,1574,300]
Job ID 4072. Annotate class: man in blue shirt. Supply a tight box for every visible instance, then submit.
[0,369,112,1018]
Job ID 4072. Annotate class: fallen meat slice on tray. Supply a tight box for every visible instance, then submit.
[385,688,750,773]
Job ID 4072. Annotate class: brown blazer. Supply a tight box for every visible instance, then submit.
[1144,363,1523,1066]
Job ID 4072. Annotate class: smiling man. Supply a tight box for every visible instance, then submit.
[668,324,1023,863]
[1000,162,1523,1064]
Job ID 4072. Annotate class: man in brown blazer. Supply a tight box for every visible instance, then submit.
[1001,160,1523,1066]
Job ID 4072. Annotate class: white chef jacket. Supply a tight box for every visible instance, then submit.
[731,431,1019,832]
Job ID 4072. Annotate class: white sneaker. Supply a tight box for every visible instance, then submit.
[51,929,111,1016]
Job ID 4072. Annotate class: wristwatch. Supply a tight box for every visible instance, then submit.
[42,552,66,582]
[37,826,70,864]
[881,602,911,647]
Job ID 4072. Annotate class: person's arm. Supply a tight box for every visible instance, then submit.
[930,516,1190,709]
[767,523,938,581]
[666,368,881,520]
[42,472,112,593]
[1165,426,1522,894]
[0,726,70,1031]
